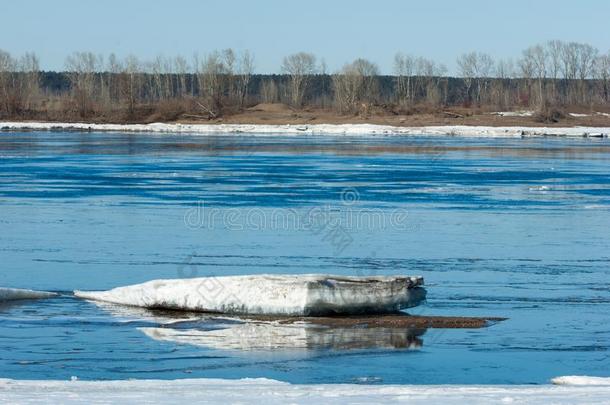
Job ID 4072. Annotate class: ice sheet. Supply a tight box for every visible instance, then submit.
[74,274,425,316]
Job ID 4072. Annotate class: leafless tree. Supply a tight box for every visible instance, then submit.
[491,58,514,108]
[521,45,547,107]
[547,40,563,101]
[332,58,379,114]
[197,50,230,116]
[122,55,141,115]
[2,41,610,123]
[595,52,610,102]
[18,52,40,112]
[65,52,103,117]
[235,51,254,108]
[496,58,515,80]
[394,53,415,105]
[174,56,189,99]
[281,52,318,107]
[576,43,598,104]
[0,50,15,114]
[457,52,494,105]
[561,42,579,81]
[260,79,279,103]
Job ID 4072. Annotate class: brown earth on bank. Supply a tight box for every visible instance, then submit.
[172,103,610,128]
[7,103,610,128]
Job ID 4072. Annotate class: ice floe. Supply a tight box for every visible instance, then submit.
[74,274,425,316]
[2,121,610,138]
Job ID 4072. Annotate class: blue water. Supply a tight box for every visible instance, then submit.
[1,131,609,384]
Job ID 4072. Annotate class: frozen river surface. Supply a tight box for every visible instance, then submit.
[0,131,609,384]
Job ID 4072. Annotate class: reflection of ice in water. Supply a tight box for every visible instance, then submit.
[86,296,425,353]
[84,299,210,325]
[0,288,56,302]
[140,321,424,352]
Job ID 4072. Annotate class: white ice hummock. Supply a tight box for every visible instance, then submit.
[74,274,425,316]
[0,288,57,301]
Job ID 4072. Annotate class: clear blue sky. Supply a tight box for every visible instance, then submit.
[1,0,609,74]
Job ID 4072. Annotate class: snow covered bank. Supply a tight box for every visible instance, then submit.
[2,121,610,137]
[75,275,425,316]
[1,378,609,404]
[0,288,57,301]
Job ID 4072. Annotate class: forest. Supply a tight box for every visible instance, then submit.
[1,40,609,123]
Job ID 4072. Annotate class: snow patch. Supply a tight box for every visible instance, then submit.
[551,376,610,386]
[490,111,534,117]
[2,121,610,138]
[0,288,57,301]
[74,274,425,316]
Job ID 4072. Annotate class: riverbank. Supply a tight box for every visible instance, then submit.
[3,121,610,137]
[1,377,609,404]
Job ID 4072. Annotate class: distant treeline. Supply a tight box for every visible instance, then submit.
[1,41,609,122]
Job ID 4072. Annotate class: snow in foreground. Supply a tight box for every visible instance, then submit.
[0,288,57,301]
[2,121,610,137]
[1,377,609,405]
[75,274,425,316]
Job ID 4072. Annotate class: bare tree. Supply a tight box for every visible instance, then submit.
[561,42,579,80]
[394,53,415,105]
[457,52,494,105]
[235,51,254,108]
[281,52,318,107]
[332,58,379,114]
[491,58,515,108]
[595,52,610,102]
[547,40,563,102]
[65,52,103,117]
[521,45,547,107]
[260,79,279,103]
[197,50,230,116]
[576,43,598,104]
[122,55,141,115]
[0,51,40,116]
[174,56,189,99]
[0,50,15,115]
[19,52,40,112]
[105,53,122,103]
